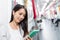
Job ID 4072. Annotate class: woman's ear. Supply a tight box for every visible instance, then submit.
[12,11,15,16]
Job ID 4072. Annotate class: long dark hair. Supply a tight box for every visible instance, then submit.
[10,4,28,37]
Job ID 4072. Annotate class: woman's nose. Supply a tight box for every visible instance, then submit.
[20,15,24,19]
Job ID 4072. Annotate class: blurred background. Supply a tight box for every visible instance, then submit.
[0,0,60,40]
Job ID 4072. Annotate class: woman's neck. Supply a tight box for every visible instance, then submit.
[9,21,20,30]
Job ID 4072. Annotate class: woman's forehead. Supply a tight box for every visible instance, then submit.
[18,8,26,14]
[19,8,25,12]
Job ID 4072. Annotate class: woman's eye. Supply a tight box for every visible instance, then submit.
[19,13,22,15]
[19,13,25,17]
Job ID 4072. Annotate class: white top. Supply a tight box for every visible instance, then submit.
[0,24,24,40]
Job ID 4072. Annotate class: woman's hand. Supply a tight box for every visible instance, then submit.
[24,35,32,40]
[25,37,32,40]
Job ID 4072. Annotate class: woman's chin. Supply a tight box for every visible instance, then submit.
[16,20,20,23]
[16,20,22,23]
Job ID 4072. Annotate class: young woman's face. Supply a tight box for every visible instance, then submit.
[13,8,26,23]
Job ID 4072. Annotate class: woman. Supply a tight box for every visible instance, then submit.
[0,4,31,40]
